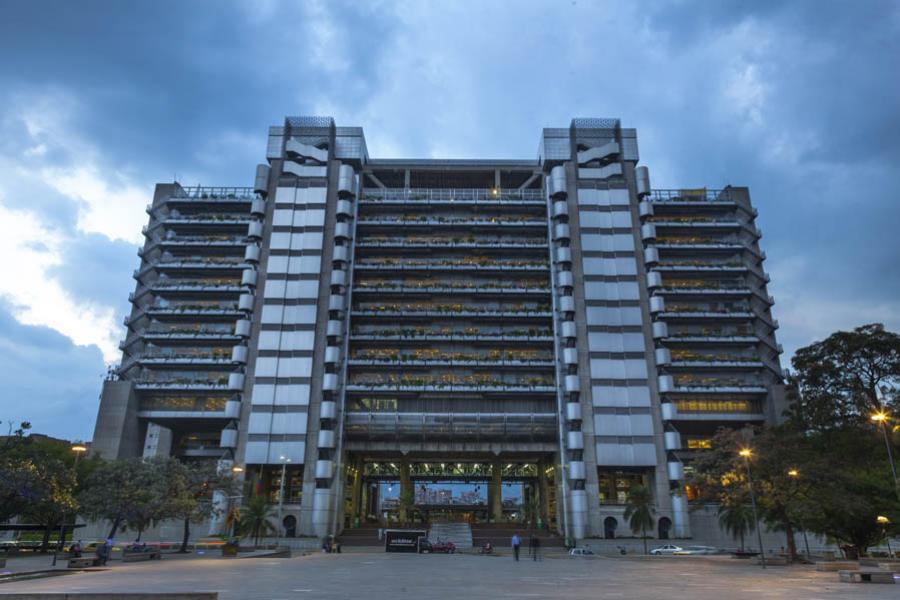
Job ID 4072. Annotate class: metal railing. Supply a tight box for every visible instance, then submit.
[649,189,732,203]
[344,412,557,441]
[173,186,258,200]
[361,188,544,202]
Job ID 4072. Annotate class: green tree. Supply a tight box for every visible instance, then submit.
[167,460,234,553]
[78,458,167,540]
[240,494,276,546]
[717,500,755,551]
[623,485,655,555]
[397,489,416,526]
[789,323,900,431]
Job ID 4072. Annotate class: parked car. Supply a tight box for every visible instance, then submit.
[429,539,456,554]
[674,546,719,555]
[649,544,683,555]
[569,546,595,556]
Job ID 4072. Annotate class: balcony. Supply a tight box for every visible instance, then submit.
[344,412,558,442]
[161,215,252,232]
[346,376,556,393]
[355,237,548,250]
[357,216,545,229]
[359,188,545,205]
[670,399,766,422]
[157,236,246,249]
[145,305,242,320]
[168,186,258,202]
[136,352,233,368]
[353,259,549,273]
[662,332,759,345]
[350,331,553,343]
[139,328,240,344]
[150,281,243,296]
[347,357,554,369]
[352,282,550,296]
[133,379,230,391]
[565,402,582,422]
[647,189,735,205]
[657,310,755,321]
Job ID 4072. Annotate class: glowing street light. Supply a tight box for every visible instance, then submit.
[231,466,244,474]
[739,448,766,568]
[787,469,799,478]
[871,412,900,502]
[785,468,810,557]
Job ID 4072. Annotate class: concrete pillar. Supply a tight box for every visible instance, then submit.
[142,423,172,458]
[490,461,503,522]
[537,461,550,528]
[350,459,363,526]
[399,459,411,523]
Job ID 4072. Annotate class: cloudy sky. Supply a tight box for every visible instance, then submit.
[1,0,898,440]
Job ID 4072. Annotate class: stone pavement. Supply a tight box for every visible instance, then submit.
[0,552,895,599]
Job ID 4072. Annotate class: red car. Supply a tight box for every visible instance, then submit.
[420,539,456,554]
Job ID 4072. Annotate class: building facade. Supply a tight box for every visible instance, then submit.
[91,116,785,541]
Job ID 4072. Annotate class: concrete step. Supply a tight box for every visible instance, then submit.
[429,523,472,549]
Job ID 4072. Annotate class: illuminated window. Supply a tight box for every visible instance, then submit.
[686,438,712,449]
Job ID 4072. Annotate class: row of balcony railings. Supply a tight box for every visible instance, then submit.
[350,327,553,340]
[647,189,733,203]
[352,301,551,313]
[670,374,768,389]
[351,348,552,360]
[353,278,550,292]
[357,215,545,226]
[346,374,555,390]
[670,398,764,414]
[344,412,557,439]
[360,188,545,202]
[354,257,549,270]
[138,397,228,412]
[355,235,548,247]
[169,186,259,200]
[161,213,252,222]
[133,373,234,387]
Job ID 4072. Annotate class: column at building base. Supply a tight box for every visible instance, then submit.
[671,493,691,538]
[569,489,587,540]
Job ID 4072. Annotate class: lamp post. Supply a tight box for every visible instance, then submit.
[877,516,893,558]
[277,456,291,545]
[786,468,810,558]
[52,444,87,566]
[739,448,765,568]
[870,413,900,502]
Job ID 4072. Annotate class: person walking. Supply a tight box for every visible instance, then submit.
[511,532,521,561]
[532,535,541,561]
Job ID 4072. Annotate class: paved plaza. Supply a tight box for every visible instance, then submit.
[1,551,896,599]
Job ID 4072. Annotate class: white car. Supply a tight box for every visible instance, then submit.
[673,546,719,555]
[649,544,683,555]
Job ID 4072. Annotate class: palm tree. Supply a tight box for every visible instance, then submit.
[240,495,276,547]
[717,501,755,551]
[624,485,655,555]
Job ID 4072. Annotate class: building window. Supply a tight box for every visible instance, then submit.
[597,469,650,505]
[685,438,712,449]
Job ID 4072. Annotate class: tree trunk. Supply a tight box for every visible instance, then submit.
[107,517,121,540]
[739,530,745,552]
[642,524,647,555]
[40,526,52,553]
[179,518,190,553]
[783,521,799,562]
[136,528,143,542]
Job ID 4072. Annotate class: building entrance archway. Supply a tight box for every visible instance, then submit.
[603,516,618,539]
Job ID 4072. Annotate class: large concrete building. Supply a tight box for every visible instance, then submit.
[91,116,785,542]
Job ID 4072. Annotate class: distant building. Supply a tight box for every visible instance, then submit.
[91,116,784,541]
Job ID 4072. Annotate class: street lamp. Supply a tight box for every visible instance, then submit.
[786,468,811,558]
[876,516,893,558]
[52,444,88,566]
[871,413,900,502]
[739,448,766,568]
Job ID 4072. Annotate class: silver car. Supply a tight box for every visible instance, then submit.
[649,544,683,555]
[673,546,719,555]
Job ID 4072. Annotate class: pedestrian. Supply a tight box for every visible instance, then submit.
[532,535,541,561]
[511,532,521,561]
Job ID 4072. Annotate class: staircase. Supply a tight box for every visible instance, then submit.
[428,522,473,549]
[338,526,382,547]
